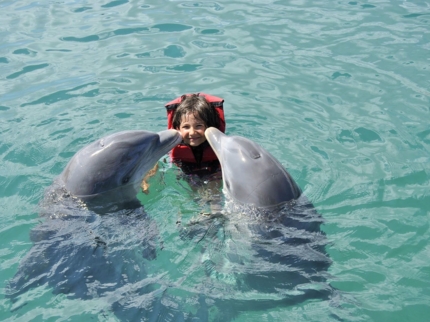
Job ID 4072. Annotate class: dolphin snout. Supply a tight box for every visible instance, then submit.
[158,129,182,147]
[205,127,224,145]
[205,127,227,164]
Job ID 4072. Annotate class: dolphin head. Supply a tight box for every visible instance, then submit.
[205,127,301,208]
[60,129,181,202]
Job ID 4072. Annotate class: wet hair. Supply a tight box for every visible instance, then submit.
[172,94,220,130]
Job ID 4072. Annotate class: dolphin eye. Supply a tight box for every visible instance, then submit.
[122,176,130,184]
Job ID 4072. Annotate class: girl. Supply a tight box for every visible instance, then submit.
[170,94,224,176]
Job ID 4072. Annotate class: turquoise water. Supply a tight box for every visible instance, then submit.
[1,0,430,321]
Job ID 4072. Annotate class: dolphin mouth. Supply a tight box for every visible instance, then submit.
[128,129,181,183]
[158,129,182,150]
[205,127,224,161]
[131,129,181,181]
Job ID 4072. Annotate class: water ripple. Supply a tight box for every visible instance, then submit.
[6,63,49,80]
[21,82,99,107]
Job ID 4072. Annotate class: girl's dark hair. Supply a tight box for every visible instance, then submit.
[172,94,220,129]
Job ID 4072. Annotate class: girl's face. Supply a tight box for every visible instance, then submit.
[178,113,207,147]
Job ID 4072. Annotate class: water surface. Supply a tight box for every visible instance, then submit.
[1,0,429,321]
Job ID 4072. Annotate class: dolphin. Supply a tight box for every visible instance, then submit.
[183,127,334,316]
[55,129,182,212]
[7,129,182,311]
[205,127,301,208]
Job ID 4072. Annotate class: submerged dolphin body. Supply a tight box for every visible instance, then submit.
[7,130,182,312]
[205,127,301,208]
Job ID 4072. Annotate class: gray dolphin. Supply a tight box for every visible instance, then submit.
[192,127,335,315]
[205,127,301,208]
[7,129,182,310]
[56,129,181,211]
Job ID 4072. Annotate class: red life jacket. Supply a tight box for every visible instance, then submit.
[165,93,225,164]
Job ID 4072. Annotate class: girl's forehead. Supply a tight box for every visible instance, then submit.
[181,112,204,123]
